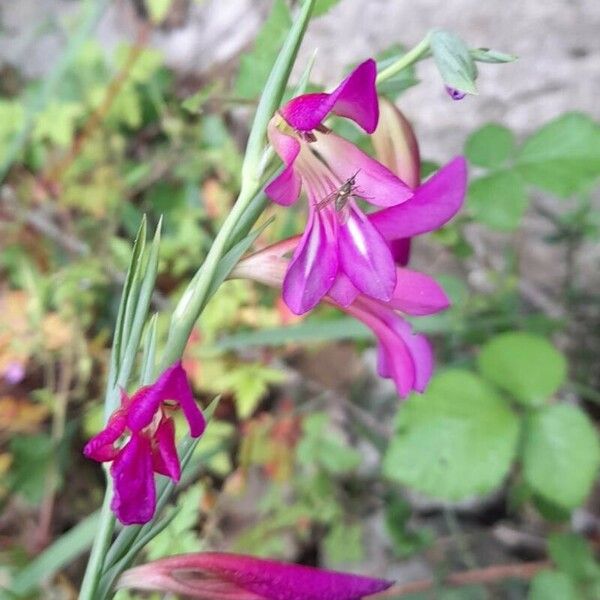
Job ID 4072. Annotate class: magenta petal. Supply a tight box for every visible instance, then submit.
[110,433,156,525]
[152,417,181,481]
[369,156,467,240]
[314,132,412,207]
[338,204,396,302]
[280,59,379,133]
[166,362,206,438]
[328,272,360,307]
[83,409,127,462]
[265,123,302,206]
[375,332,416,398]
[391,320,434,393]
[119,553,393,600]
[388,268,450,316]
[283,207,338,314]
[127,362,205,438]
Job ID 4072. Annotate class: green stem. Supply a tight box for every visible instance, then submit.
[78,477,115,600]
[376,33,432,85]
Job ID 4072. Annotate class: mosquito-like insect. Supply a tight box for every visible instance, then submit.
[315,171,363,223]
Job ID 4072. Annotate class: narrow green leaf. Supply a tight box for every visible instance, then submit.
[112,216,147,375]
[213,317,371,352]
[206,217,274,302]
[120,218,162,378]
[430,30,478,95]
[139,314,158,386]
[234,0,292,99]
[470,47,518,63]
[8,511,100,596]
[242,0,316,183]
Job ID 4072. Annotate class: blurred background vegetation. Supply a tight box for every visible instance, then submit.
[0,1,599,598]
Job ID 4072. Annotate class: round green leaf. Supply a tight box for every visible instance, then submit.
[477,332,567,406]
[383,370,520,500]
[523,404,600,509]
[467,170,528,231]
[465,123,515,168]
[528,571,582,600]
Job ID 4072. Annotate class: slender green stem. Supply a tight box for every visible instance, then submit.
[376,33,432,85]
[78,476,115,600]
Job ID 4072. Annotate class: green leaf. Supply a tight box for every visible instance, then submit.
[467,169,528,231]
[146,484,204,559]
[213,364,285,418]
[144,0,173,24]
[314,0,342,16]
[470,48,518,63]
[297,413,362,474]
[33,101,83,147]
[528,571,582,600]
[516,112,600,197]
[548,533,600,583]
[523,404,600,509]
[234,0,292,99]
[323,522,364,565]
[383,370,520,500]
[213,317,371,351]
[430,30,478,95]
[9,434,54,504]
[477,332,567,406]
[465,123,515,168]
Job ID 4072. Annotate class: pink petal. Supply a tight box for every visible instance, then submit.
[338,204,396,302]
[390,319,434,393]
[83,408,128,462]
[344,300,415,397]
[369,303,434,394]
[110,433,156,525]
[371,98,420,189]
[283,207,339,314]
[314,132,412,207]
[265,122,302,206]
[119,552,393,600]
[152,417,181,481]
[127,362,205,438]
[388,268,450,316]
[369,156,467,240]
[327,272,360,307]
[280,59,379,133]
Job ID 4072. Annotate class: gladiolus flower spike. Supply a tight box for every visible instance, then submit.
[83,362,205,525]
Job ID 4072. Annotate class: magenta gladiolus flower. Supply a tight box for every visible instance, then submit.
[265,59,415,315]
[118,552,393,600]
[83,362,205,525]
[235,156,466,397]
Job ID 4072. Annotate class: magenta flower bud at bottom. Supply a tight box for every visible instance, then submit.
[118,552,393,600]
